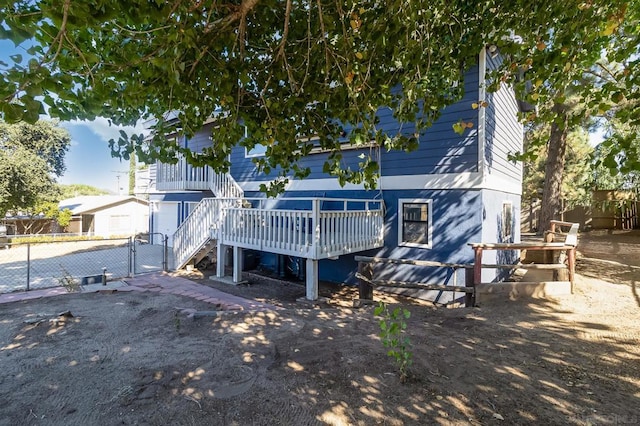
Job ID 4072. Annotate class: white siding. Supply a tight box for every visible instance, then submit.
[92,201,149,237]
[152,202,179,247]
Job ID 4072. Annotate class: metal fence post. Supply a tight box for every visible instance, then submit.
[128,236,133,277]
[26,243,31,291]
[163,234,168,272]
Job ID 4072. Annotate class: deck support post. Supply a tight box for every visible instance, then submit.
[216,242,227,278]
[233,246,243,283]
[305,258,319,301]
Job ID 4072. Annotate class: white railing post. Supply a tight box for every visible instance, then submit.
[312,198,321,258]
[209,171,243,199]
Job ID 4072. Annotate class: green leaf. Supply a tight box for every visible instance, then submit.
[2,103,23,122]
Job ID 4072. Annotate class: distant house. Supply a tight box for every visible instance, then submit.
[59,196,149,237]
[144,47,524,304]
[1,215,57,236]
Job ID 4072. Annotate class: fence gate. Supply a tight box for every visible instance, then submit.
[0,235,168,294]
[132,233,169,275]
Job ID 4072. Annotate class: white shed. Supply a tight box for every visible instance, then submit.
[60,196,149,237]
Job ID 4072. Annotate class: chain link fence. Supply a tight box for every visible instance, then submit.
[0,234,169,294]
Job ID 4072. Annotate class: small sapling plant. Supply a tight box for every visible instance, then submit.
[58,265,80,293]
[374,301,413,382]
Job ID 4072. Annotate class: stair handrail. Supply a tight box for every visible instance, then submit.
[173,198,231,269]
[210,170,244,199]
[171,169,244,270]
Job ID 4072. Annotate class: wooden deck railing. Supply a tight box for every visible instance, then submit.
[155,157,211,191]
[156,157,243,198]
[354,221,580,308]
[210,171,244,199]
[221,198,385,259]
[174,197,385,268]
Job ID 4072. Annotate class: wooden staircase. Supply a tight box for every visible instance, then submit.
[173,171,244,270]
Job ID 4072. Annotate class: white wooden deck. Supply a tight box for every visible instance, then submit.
[159,162,385,300]
[221,198,384,260]
[156,157,211,191]
[156,157,244,196]
[173,197,384,269]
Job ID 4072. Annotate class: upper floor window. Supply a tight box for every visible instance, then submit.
[398,198,432,249]
[245,144,267,158]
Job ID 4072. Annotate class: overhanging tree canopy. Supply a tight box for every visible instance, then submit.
[1,1,638,193]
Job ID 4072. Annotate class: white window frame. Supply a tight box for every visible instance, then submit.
[245,144,268,158]
[240,127,268,158]
[501,201,513,242]
[398,198,433,249]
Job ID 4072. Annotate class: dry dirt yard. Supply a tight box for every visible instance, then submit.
[0,230,639,426]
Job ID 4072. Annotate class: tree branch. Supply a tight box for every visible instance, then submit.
[276,0,292,60]
[205,0,260,34]
[45,0,71,65]
[316,0,330,80]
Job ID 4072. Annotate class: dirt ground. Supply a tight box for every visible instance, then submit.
[0,229,639,425]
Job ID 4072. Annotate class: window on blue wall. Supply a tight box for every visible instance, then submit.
[245,143,267,158]
[502,202,513,242]
[398,199,432,248]
[240,126,266,157]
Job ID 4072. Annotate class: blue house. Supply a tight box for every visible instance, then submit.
[146,48,523,304]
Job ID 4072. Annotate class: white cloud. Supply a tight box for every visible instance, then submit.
[64,117,148,142]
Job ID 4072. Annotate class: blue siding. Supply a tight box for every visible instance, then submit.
[229,66,481,184]
[250,188,484,303]
[484,54,523,182]
[185,123,214,153]
[381,70,480,176]
[249,187,522,301]
[479,189,521,282]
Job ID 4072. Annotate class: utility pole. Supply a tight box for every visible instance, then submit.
[112,170,128,195]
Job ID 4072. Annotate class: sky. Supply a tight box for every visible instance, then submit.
[1,40,146,194]
[58,119,145,194]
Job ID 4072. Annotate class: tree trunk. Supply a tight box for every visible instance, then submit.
[539,104,569,234]
[128,151,136,195]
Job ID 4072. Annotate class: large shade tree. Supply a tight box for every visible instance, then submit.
[0,120,71,225]
[522,126,594,209]
[1,1,638,204]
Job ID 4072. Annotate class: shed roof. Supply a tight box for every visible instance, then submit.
[59,195,148,215]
